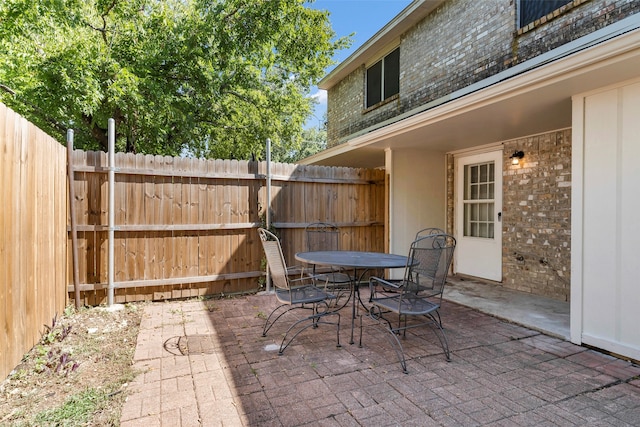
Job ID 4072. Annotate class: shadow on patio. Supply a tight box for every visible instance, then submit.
[120,286,640,426]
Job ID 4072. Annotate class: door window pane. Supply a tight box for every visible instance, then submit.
[463,161,495,238]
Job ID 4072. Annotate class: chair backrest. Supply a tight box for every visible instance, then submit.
[305,222,341,252]
[415,227,445,239]
[258,228,290,291]
[403,233,456,300]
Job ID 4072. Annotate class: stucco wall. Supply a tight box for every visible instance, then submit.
[389,149,447,253]
[327,0,640,147]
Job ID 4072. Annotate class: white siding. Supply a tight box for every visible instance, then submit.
[572,79,640,360]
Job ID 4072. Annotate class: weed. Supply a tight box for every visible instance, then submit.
[64,305,76,317]
[40,314,72,345]
[9,368,27,380]
[33,348,79,376]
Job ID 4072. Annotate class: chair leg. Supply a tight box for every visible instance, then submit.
[263,303,327,337]
[363,308,451,372]
[262,304,289,337]
[427,313,451,361]
[335,312,342,349]
[277,310,341,355]
[361,307,408,373]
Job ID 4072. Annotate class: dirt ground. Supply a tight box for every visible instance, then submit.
[0,303,143,426]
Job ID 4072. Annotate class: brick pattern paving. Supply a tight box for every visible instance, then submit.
[121,292,640,426]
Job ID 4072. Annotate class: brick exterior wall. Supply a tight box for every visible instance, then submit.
[445,129,572,301]
[502,130,572,301]
[327,0,640,147]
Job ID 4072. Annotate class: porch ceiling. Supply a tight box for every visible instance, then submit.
[305,28,640,169]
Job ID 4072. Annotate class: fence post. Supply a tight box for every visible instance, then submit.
[108,119,115,306]
[66,129,81,308]
[265,138,271,293]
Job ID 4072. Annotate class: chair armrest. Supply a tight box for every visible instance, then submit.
[289,273,328,287]
[286,264,308,279]
[369,276,402,289]
[368,277,403,302]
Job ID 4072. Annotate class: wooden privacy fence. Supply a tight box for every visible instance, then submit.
[1,104,68,381]
[0,102,385,380]
[70,151,386,305]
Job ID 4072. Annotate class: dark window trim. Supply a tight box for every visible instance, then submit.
[362,93,399,114]
[517,0,587,34]
[365,47,400,109]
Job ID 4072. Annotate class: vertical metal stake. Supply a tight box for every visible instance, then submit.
[265,138,271,293]
[108,119,115,306]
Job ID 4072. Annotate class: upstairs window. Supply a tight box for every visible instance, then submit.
[519,0,572,28]
[518,0,573,28]
[366,47,399,108]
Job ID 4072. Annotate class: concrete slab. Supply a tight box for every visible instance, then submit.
[444,275,570,340]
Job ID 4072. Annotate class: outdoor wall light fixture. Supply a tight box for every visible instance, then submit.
[510,150,525,165]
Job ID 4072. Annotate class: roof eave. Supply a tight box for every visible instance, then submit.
[318,0,446,90]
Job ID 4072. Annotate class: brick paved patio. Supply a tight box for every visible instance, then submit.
[120,290,640,426]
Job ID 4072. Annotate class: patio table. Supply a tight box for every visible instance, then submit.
[295,250,412,344]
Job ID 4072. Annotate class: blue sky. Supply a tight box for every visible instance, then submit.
[306,0,413,128]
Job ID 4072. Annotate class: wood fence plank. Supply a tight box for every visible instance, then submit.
[187,158,199,280]
[14,114,28,374]
[194,159,206,279]
[142,155,156,299]
[96,152,108,301]
[0,103,11,377]
[53,135,67,310]
[0,103,6,375]
[74,151,88,288]
[31,124,43,346]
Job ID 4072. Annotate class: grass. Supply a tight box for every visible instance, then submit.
[34,388,113,425]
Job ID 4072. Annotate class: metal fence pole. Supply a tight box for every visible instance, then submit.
[108,119,115,306]
[265,138,271,293]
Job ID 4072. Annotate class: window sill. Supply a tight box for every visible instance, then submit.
[517,0,589,36]
[363,94,399,114]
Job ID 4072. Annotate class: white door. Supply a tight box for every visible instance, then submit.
[455,150,503,281]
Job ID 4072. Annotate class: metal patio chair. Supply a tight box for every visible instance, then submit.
[361,233,456,373]
[305,222,352,296]
[258,228,341,354]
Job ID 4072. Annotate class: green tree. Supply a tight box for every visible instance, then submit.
[0,0,349,159]
[271,116,326,163]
